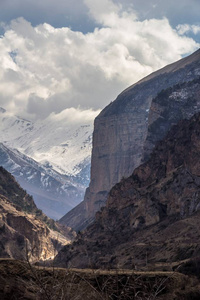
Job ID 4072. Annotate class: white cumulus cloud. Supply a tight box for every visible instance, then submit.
[0,1,199,122]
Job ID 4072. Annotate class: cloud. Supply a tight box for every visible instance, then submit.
[48,107,100,125]
[113,0,200,29]
[0,0,93,32]
[177,24,200,35]
[84,0,122,24]
[1,0,200,32]
[0,2,199,121]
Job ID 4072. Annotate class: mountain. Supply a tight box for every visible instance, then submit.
[55,111,200,270]
[0,143,85,220]
[60,48,200,231]
[0,166,74,261]
[0,108,94,219]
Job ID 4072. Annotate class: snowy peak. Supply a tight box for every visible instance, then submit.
[0,110,93,178]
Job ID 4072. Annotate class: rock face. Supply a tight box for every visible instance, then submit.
[55,112,200,269]
[143,77,200,161]
[60,48,200,231]
[0,166,73,261]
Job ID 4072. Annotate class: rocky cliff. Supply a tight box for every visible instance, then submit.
[55,112,200,269]
[60,48,200,231]
[0,166,73,261]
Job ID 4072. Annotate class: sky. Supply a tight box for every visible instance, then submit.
[0,0,200,124]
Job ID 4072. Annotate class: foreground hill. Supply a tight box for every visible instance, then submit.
[55,111,200,271]
[61,48,200,231]
[0,259,200,300]
[0,166,74,261]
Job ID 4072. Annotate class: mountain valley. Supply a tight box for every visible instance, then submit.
[0,108,94,219]
[56,111,200,271]
[61,48,200,231]
[1,49,200,299]
[0,143,85,219]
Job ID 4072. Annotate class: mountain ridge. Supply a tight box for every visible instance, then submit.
[123,48,200,94]
[60,48,200,231]
[55,111,200,270]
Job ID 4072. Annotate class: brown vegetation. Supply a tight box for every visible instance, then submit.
[0,259,200,300]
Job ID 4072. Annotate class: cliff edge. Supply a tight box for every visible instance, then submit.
[60,49,200,231]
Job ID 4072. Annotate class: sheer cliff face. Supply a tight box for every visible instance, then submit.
[55,112,200,269]
[88,112,148,207]
[60,49,200,231]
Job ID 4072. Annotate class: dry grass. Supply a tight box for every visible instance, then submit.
[0,259,200,299]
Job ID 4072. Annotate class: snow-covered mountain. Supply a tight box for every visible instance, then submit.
[0,108,93,177]
[0,107,96,219]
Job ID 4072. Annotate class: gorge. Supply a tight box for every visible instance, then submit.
[60,48,200,231]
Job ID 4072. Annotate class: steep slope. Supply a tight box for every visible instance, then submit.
[143,77,200,161]
[0,166,73,261]
[0,143,85,219]
[55,112,200,269]
[61,48,200,231]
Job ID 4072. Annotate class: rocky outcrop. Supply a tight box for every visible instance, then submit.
[143,77,200,161]
[55,112,200,269]
[0,195,57,261]
[60,48,200,231]
[0,167,73,261]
